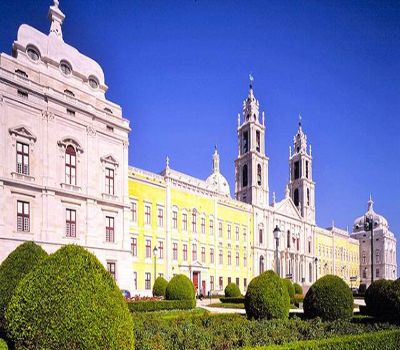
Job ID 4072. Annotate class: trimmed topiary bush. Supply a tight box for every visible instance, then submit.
[0,241,47,333]
[365,279,394,319]
[224,283,241,298]
[153,276,168,297]
[293,283,303,295]
[303,274,353,321]
[282,279,295,300]
[6,244,134,350]
[0,339,8,350]
[165,274,195,301]
[244,270,290,320]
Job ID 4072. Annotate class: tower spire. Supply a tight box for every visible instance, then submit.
[48,0,65,40]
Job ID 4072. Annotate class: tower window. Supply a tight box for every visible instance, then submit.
[243,131,249,153]
[256,131,260,152]
[306,161,309,179]
[307,188,310,206]
[294,188,299,207]
[294,161,300,180]
[242,164,248,187]
[257,164,262,186]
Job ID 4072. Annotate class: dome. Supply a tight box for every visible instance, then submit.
[353,196,389,232]
[206,172,230,197]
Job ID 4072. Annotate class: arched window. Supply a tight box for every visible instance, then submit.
[294,188,299,207]
[259,256,264,274]
[65,145,76,185]
[287,230,291,248]
[257,164,262,186]
[242,164,248,187]
[259,228,263,245]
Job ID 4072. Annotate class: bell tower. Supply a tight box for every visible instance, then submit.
[235,76,269,207]
[288,116,315,224]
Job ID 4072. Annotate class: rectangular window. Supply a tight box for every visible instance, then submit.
[236,277,240,286]
[65,146,76,185]
[228,277,231,285]
[146,240,151,258]
[107,261,116,280]
[65,209,76,237]
[306,161,309,179]
[210,276,214,291]
[201,247,206,263]
[133,271,137,290]
[106,216,115,242]
[244,252,247,267]
[235,226,239,241]
[172,210,178,229]
[259,229,263,244]
[219,249,223,264]
[219,277,223,290]
[182,213,188,231]
[192,212,197,233]
[105,168,114,195]
[201,217,205,234]
[145,205,151,225]
[243,131,249,153]
[376,268,380,278]
[228,251,231,265]
[236,252,239,267]
[16,142,29,175]
[157,208,164,227]
[210,248,214,264]
[209,219,214,235]
[297,238,300,251]
[243,227,247,241]
[308,240,311,254]
[244,278,247,289]
[145,272,151,290]
[294,161,300,180]
[173,243,178,260]
[158,241,164,259]
[227,224,231,239]
[131,202,137,222]
[183,244,188,261]
[192,244,197,261]
[17,201,30,232]
[131,237,137,256]
[219,222,223,238]
[256,130,260,152]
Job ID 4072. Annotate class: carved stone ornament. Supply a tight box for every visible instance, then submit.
[86,125,96,136]
[100,154,119,167]
[41,110,55,121]
[9,125,37,142]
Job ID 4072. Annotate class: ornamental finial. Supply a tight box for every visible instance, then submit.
[298,113,302,127]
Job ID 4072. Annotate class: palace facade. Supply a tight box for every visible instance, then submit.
[0,1,396,295]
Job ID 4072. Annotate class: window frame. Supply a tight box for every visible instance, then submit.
[16,141,29,175]
[17,200,30,232]
[105,216,115,243]
[66,208,76,237]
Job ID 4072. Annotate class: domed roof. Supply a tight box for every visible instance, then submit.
[205,147,231,197]
[353,196,389,231]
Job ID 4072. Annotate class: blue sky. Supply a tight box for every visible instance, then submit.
[1,0,399,250]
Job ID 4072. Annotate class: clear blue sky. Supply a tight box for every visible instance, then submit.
[1,1,399,250]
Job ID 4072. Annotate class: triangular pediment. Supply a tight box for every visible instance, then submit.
[100,154,119,166]
[9,125,37,142]
[274,197,302,220]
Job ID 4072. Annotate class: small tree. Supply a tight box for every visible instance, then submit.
[6,245,134,350]
[245,270,290,320]
[282,279,295,300]
[166,274,195,301]
[365,279,394,319]
[153,276,168,297]
[0,242,47,333]
[224,283,241,298]
[304,275,353,321]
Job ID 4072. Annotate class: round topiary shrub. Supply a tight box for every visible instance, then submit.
[365,279,394,319]
[0,339,8,350]
[282,279,295,299]
[153,276,168,297]
[244,270,290,320]
[6,244,134,350]
[224,283,241,298]
[0,242,47,333]
[293,282,303,295]
[165,274,195,301]
[304,275,353,321]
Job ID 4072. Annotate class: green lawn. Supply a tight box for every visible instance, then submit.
[208,302,245,309]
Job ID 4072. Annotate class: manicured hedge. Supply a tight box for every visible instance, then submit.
[365,279,394,319]
[128,299,195,312]
[0,339,7,350]
[304,275,353,321]
[153,276,168,297]
[245,270,290,320]
[220,296,245,304]
[6,245,134,350]
[293,283,303,295]
[242,329,400,349]
[282,279,295,299]
[225,283,241,298]
[0,242,47,332]
[166,274,195,301]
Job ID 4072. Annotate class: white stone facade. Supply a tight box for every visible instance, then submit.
[0,1,133,291]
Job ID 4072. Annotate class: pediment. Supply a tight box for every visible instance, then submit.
[274,197,302,220]
[9,125,37,142]
[100,154,119,167]
[57,137,84,153]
